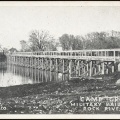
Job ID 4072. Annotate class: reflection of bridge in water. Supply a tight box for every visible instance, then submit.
[7,49,120,79]
[8,65,68,84]
[0,64,68,87]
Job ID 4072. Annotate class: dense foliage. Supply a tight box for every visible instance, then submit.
[59,31,120,50]
[20,30,120,51]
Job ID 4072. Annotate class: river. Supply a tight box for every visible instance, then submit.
[0,63,69,87]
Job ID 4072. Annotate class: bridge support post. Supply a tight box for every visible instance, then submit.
[15,56,17,65]
[62,59,65,80]
[112,65,114,73]
[26,57,28,67]
[24,57,26,67]
[20,57,22,66]
[40,58,42,69]
[63,59,64,74]
[89,61,92,76]
[35,57,37,69]
[76,60,79,76]
[23,57,25,67]
[86,62,89,76]
[69,60,72,79]
[21,57,24,66]
[19,57,20,65]
[28,57,30,67]
[98,64,101,73]
[50,59,51,72]
[32,57,34,68]
[17,56,18,65]
[116,62,120,72]
[17,56,19,65]
[50,59,52,81]
[18,56,19,65]
[77,60,80,76]
[83,62,86,75]
[19,57,22,66]
[36,58,38,69]
[14,56,16,64]
[81,61,83,75]
[25,57,27,67]
[27,57,29,67]
[20,57,21,66]
[101,62,104,74]
[37,58,39,69]
[56,59,58,72]
[42,58,44,70]
[94,61,97,75]
[94,68,96,75]
[38,58,40,69]
[39,58,41,69]
[27,57,28,67]
[34,57,36,68]
[30,57,32,67]
[106,68,108,74]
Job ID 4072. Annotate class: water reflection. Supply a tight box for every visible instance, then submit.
[0,64,69,87]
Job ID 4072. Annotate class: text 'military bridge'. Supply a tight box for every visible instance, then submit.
[7,49,120,79]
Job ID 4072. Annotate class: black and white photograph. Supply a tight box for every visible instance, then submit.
[0,1,120,119]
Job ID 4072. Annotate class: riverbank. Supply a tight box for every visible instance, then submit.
[0,72,120,114]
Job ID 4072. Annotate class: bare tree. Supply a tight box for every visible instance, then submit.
[29,30,56,51]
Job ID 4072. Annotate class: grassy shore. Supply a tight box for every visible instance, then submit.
[0,72,120,114]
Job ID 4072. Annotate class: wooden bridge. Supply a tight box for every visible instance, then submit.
[6,49,120,79]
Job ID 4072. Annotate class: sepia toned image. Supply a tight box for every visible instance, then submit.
[0,1,120,119]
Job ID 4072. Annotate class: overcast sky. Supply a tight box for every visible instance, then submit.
[0,6,120,50]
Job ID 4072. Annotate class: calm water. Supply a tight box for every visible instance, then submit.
[0,63,69,87]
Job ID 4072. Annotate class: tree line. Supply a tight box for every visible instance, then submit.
[20,30,120,52]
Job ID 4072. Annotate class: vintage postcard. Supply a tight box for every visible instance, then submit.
[0,1,120,119]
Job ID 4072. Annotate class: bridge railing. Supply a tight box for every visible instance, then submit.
[7,49,120,61]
